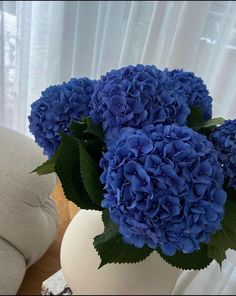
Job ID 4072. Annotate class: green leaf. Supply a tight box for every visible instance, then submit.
[54,133,101,210]
[157,245,213,270]
[84,118,104,142]
[82,139,105,162]
[70,118,104,142]
[202,117,224,128]
[94,210,153,268]
[199,126,216,138]
[187,107,225,134]
[71,120,105,162]
[94,210,119,245]
[208,245,226,268]
[223,184,236,201]
[70,120,87,138]
[78,140,103,206]
[31,149,59,175]
[187,106,205,131]
[199,117,225,138]
[70,120,95,140]
[209,200,236,249]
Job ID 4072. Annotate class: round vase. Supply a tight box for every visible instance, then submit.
[60,210,182,295]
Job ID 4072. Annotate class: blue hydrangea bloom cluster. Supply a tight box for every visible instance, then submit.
[90,65,212,143]
[210,119,236,189]
[29,77,95,157]
[167,69,212,120]
[91,65,190,142]
[100,124,226,255]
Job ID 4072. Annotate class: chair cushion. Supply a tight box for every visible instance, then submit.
[0,238,26,295]
[0,126,58,294]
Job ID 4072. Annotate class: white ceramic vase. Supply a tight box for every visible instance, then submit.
[60,210,182,295]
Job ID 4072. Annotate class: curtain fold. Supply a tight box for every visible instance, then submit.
[166,1,212,69]
[1,1,236,135]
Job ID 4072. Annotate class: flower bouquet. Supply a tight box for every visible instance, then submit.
[29,65,236,271]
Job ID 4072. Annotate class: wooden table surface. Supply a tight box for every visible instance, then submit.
[17,182,78,295]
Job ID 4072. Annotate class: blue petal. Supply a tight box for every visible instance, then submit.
[160,243,176,256]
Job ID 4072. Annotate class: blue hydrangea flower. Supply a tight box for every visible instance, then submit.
[167,69,212,120]
[168,69,213,120]
[210,119,236,189]
[100,124,226,256]
[29,77,96,157]
[91,65,191,143]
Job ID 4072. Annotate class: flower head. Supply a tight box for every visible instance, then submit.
[91,65,190,143]
[29,77,96,157]
[210,119,236,189]
[100,124,226,255]
[168,69,212,120]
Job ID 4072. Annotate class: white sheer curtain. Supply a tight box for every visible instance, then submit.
[1,1,236,135]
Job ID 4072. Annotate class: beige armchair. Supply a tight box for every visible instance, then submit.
[0,127,58,295]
